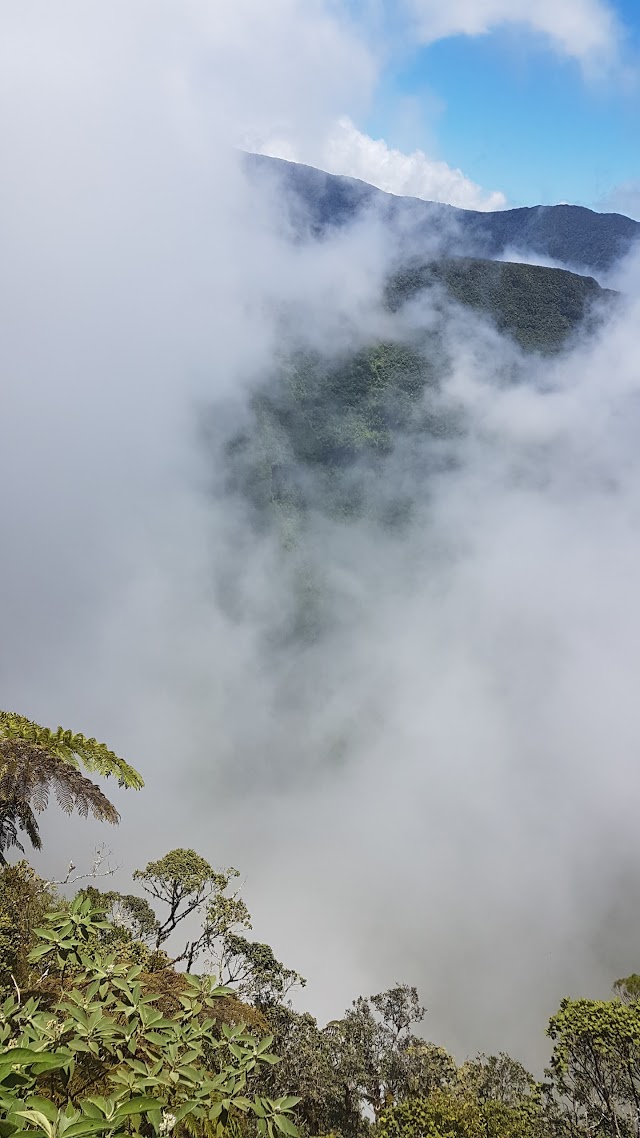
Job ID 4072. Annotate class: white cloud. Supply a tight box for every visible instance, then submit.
[252,116,507,211]
[407,0,619,67]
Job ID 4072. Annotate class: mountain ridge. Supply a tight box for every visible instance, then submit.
[244,151,640,276]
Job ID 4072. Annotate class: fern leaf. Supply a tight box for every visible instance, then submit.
[0,718,125,861]
[0,711,144,789]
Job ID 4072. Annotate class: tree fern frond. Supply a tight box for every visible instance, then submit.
[29,778,50,813]
[0,742,120,824]
[12,800,41,856]
[0,711,144,789]
[0,803,27,864]
[0,798,42,864]
[52,777,75,816]
[0,733,121,861]
[15,799,42,848]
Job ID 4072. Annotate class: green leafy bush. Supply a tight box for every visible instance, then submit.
[0,898,299,1138]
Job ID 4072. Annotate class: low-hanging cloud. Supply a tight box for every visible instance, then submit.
[3,0,640,1078]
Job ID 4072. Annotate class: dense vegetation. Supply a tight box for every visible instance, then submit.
[388,259,614,354]
[245,153,640,274]
[224,341,441,533]
[3,712,640,1138]
[221,249,611,549]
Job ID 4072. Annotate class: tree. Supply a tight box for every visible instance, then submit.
[369,988,425,1041]
[252,1004,356,1138]
[547,995,640,1136]
[613,975,640,1006]
[132,849,306,1007]
[133,848,250,970]
[375,1090,541,1138]
[251,982,437,1133]
[397,1042,458,1100]
[240,986,435,1137]
[0,860,55,988]
[327,985,429,1118]
[0,711,143,862]
[457,1054,537,1108]
[219,934,306,1007]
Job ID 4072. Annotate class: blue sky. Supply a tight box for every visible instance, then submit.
[365,0,640,212]
[258,0,640,217]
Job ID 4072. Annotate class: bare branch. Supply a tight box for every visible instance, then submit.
[47,845,121,887]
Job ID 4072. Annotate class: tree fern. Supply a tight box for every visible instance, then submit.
[0,711,144,862]
[0,711,144,788]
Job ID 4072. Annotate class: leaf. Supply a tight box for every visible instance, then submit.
[28,946,54,962]
[78,1104,103,1121]
[172,1102,201,1122]
[273,1115,299,1136]
[0,1049,65,1069]
[175,1066,201,1083]
[232,1098,252,1112]
[63,1122,116,1137]
[179,1050,202,1065]
[23,1100,58,1123]
[1,1131,46,1137]
[14,1111,54,1138]
[112,1098,159,1118]
[0,1065,23,1085]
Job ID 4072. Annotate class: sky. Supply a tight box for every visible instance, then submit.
[251,0,640,215]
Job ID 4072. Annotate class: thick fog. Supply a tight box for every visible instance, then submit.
[2,1,640,1070]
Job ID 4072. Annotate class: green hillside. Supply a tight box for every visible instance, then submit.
[224,257,614,536]
[226,342,436,527]
[388,257,615,353]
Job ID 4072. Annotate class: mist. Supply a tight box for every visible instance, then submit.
[2,0,640,1073]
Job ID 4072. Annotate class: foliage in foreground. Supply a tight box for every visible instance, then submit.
[0,895,299,1138]
[4,713,640,1138]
